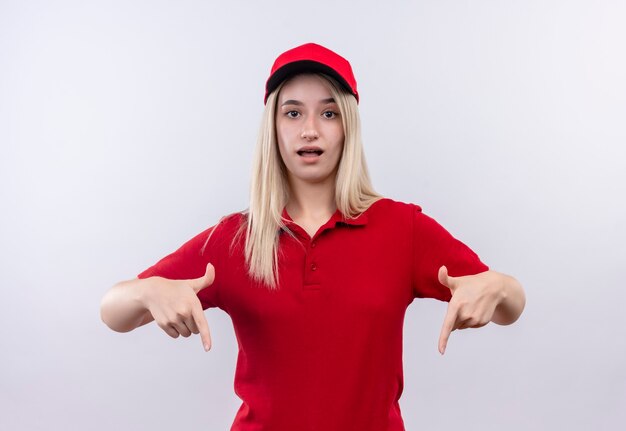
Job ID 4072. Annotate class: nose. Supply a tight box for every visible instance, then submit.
[300,116,319,140]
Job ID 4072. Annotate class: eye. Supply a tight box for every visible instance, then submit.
[285,110,300,118]
[322,110,338,119]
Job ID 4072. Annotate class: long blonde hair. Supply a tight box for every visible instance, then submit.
[218,73,381,290]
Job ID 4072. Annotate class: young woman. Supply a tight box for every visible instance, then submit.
[100,43,525,431]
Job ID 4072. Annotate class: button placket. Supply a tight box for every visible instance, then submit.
[303,237,321,287]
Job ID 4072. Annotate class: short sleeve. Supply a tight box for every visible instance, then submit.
[137,222,225,310]
[411,205,489,302]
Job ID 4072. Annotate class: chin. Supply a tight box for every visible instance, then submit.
[291,170,335,184]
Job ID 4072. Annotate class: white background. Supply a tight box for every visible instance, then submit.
[1,1,624,430]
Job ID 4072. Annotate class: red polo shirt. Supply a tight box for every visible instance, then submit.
[137,197,488,430]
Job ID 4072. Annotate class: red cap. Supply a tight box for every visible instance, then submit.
[264,43,359,104]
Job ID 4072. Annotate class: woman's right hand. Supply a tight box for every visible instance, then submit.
[140,263,216,352]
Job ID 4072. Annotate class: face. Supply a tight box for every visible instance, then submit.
[275,74,345,186]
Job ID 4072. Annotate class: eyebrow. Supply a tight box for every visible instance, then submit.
[281,97,336,107]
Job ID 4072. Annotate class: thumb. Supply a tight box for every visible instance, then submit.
[437,265,457,293]
[438,265,454,290]
[189,263,216,293]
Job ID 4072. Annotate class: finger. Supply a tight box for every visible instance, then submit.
[458,318,489,330]
[184,315,200,335]
[191,304,212,352]
[171,320,192,338]
[438,305,459,355]
[456,319,472,330]
[456,306,487,330]
[438,265,454,290]
[189,263,216,293]
[160,323,180,339]
[180,319,196,337]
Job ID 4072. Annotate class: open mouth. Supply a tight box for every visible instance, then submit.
[297,149,324,157]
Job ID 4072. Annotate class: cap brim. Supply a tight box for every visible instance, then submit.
[265,60,356,103]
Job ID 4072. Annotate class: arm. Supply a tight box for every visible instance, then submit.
[100,263,216,351]
[100,278,158,332]
[437,266,526,354]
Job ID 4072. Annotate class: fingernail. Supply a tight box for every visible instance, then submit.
[204,343,210,352]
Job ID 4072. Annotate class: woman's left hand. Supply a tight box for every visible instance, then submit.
[437,266,515,355]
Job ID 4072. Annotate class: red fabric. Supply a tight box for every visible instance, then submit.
[138,197,488,430]
[265,42,359,104]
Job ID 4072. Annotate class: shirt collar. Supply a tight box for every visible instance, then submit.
[281,206,369,229]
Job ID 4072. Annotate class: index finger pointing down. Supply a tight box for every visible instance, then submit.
[192,305,212,352]
[438,306,458,355]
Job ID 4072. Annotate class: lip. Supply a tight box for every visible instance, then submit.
[296,146,324,156]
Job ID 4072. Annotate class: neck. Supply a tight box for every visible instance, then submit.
[285,174,336,220]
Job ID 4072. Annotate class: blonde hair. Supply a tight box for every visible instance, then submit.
[215,73,381,290]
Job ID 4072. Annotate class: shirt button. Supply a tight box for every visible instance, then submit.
[310,263,317,271]
[311,242,317,248]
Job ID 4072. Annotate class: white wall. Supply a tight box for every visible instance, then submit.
[1,1,624,429]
